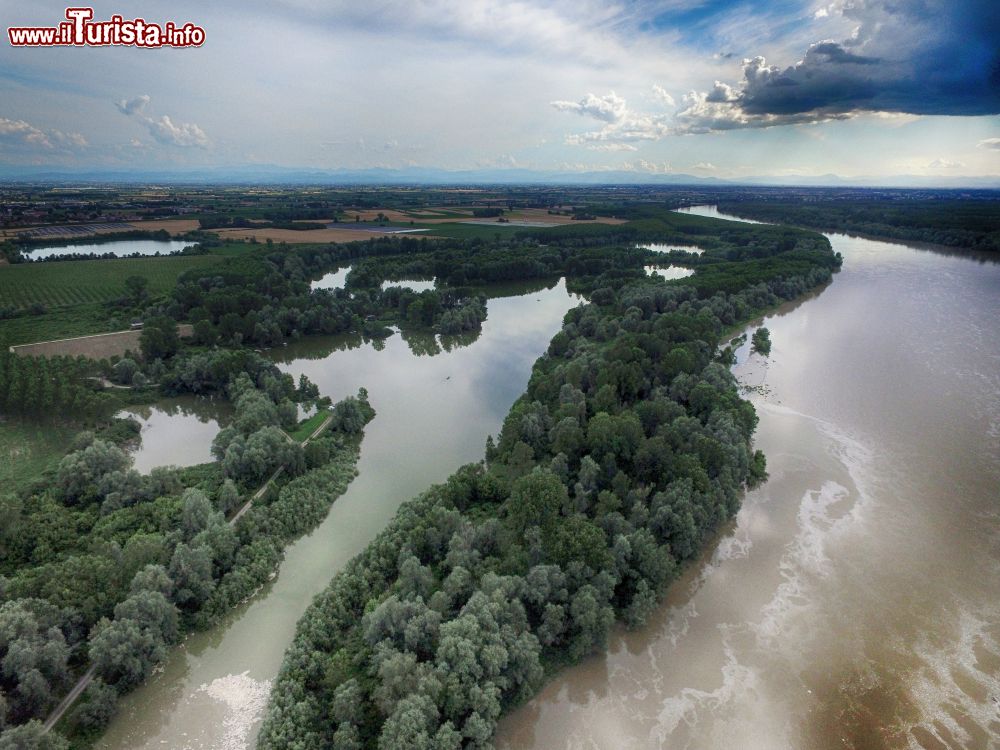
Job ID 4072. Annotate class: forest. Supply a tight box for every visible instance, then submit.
[716,198,1000,252]
[257,209,841,749]
[0,198,844,748]
[0,350,373,746]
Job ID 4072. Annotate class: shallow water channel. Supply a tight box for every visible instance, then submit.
[95,279,581,749]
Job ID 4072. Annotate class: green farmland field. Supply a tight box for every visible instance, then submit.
[0,254,223,310]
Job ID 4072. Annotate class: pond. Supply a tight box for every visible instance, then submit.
[311,268,437,294]
[23,239,194,260]
[645,264,695,280]
[310,266,351,291]
[381,278,436,292]
[117,396,231,474]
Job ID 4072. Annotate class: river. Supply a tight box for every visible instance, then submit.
[95,279,581,750]
[494,207,1000,750]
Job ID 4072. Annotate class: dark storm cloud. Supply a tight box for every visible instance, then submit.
[676,0,1000,132]
[807,42,879,66]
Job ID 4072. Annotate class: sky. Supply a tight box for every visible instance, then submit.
[0,0,998,181]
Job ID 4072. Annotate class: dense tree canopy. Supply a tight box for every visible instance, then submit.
[258,205,840,749]
[1,200,841,747]
[0,359,374,745]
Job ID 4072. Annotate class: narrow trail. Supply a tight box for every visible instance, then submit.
[42,411,335,734]
[43,664,96,731]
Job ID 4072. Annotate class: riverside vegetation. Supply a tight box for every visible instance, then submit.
[716,198,1000,253]
[0,204,664,747]
[0,197,842,749]
[257,206,841,749]
[0,352,374,748]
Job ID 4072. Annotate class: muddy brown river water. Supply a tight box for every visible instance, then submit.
[93,208,1000,750]
[494,207,1000,750]
[95,279,581,750]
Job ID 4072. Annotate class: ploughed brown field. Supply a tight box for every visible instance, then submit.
[0,225,129,240]
[10,324,193,360]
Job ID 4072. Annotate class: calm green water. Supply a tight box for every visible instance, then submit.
[495,208,1000,750]
[118,396,232,474]
[96,279,581,750]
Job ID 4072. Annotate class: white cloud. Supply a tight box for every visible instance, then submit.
[978,138,1000,150]
[927,158,964,169]
[0,117,87,150]
[587,143,638,152]
[552,92,628,123]
[652,84,675,107]
[117,95,208,148]
[116,95,150,116]
[146,115,209,148]
[692,161,717,170]
[0,117,51,147]
[553,91,671,145]
[705,81,738,103]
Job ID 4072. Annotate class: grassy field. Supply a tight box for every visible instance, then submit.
[0,304,112,349]
[0,417,76,494]
[289,408,331,442]
[0,254,223,310]
[0,254,226,349]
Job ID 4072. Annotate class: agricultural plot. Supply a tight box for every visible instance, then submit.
[0,305,111,350]
[0,254,222,310]
[0,222,134,240]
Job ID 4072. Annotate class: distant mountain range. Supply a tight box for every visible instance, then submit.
[0,164,997,189]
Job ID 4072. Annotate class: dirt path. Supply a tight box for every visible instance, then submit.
[43,664,96,732]
[42,412,336,734]
[228,412,333,524]
[11,325,193,360]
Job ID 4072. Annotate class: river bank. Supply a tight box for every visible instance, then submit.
[494,208,1000,750]
[92,280,581,749]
